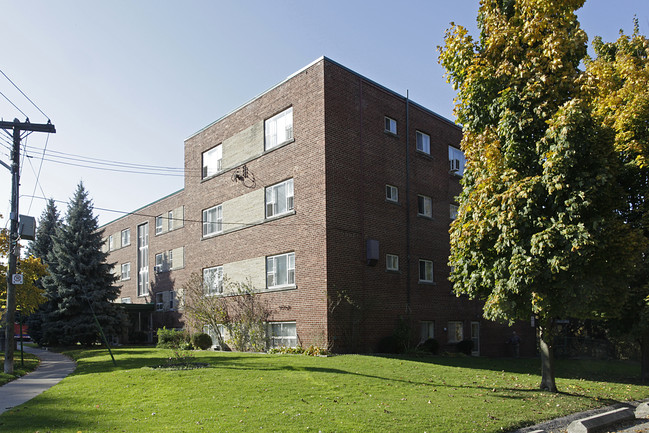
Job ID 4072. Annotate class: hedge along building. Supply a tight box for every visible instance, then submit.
[102,57,535,355]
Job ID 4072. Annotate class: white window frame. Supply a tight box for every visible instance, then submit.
[386,254,399,272]
[121,297,132,304]
[121,262,131,281]
[203,266,223,295]
[416,131,431,155]
[450,204,459,220]
[108,235,114,251]
[265,107,294,150]
[202,144,222,179]
[448,321,464,344]
[420,321,435,343]
[386,185,398,203]
[168,210,174,231]
[385,116,397,134]
[121,228,130,247]
[417,195,433,218]
[202,205,223,237]
[448,146,466,176]
[155,216,163,235]
[419,259,434,283]
[266,252,295,289]
[155,292,165,311]
[268,321,297,348]
[266,179,294,218]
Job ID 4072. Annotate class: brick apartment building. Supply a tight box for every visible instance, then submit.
[102,57,533,356]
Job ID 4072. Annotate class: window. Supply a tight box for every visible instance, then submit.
[203,266,223,295]
[121,228,130,247]
[121,297,132,304]
[385,116,397,134]
[386,185,398,203]
[448,321,464,343]
[155,292,164,311]
[202,205,223,236]
[417,195,433,218]
[448,146,466,176]
[420,321,435,343]
[168,210,174,231]
[267,252,295,289]
[266,179,294,218]
[155,253,164,272]
[137,223,149,297]
[202,144,222,179]
[265,107,293,150]
[386,254,399,271]
[121,263,131,281]
[419,259,434,283]
[416,131,431,155]
[108,235,114,251]
[268,322,297,348]
[155,216,163,235]
[450,204,459,220]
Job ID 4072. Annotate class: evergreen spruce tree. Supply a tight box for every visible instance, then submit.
[27,198,61,261]
[41,183,122,346]
[26,199,61,344]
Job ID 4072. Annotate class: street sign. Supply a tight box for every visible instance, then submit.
[12,274,23,285]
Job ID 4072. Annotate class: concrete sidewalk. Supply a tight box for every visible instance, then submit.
[0,346,76,415]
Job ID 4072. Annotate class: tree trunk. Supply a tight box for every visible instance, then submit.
[537,321,558,392]
[641,332,649,384]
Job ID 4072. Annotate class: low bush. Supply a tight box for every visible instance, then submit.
[376,335,403,354]
[456,339,474,355]
[156,327,189,349]
[419,338,439,354]
[191,332,213,350]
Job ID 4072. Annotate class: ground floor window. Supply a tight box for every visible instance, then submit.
[448,321,463,343]
[420,321,435,343]
[268,321,297,348]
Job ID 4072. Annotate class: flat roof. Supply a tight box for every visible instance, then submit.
[186,56,459,141]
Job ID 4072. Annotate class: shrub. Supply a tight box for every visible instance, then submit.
[192,332,213,350]
[129,330,148,344]
[456,339,473,355]
[376,335,402,354]
[419,338,439,354]
[156,327,188,349]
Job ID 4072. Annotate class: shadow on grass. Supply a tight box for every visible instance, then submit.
[0,394,92,432]
[370,353,643,385]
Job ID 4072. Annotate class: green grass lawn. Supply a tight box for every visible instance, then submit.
[0,349,40,386]
[0,348,647,433]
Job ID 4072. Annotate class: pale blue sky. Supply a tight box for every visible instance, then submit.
[0,1,647,228]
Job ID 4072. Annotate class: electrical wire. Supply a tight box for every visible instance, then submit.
[27,132,50,214]
[33,157,185,176]
[0,67,50,121]
[0,89,29,119]
[23,194,324,229]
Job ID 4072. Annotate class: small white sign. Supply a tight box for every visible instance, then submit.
[12,274,23,285]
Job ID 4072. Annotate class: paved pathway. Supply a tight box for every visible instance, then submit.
[0,346,76,415]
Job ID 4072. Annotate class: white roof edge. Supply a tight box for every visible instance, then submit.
[185,56,459,141]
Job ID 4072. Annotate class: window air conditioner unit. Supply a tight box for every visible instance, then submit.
[449,159,460,173]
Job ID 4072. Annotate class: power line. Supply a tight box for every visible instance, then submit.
[0,67,50,121]
[0,89,28,119]
[23,194,324,229]
[32,157,186,176]
[27,132,50,214]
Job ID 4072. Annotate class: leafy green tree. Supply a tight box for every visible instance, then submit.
[439,0,644,391]
[41,183,123,346]
[586,21,649,381]
[26,199,61,344]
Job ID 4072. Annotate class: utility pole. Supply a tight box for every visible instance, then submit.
[2,118,55,374]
